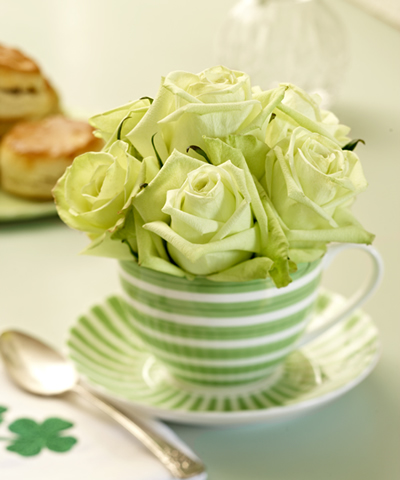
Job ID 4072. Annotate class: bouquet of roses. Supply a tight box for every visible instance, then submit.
[53,66,373,288]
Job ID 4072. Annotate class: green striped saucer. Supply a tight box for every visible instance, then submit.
[68,289,380,426]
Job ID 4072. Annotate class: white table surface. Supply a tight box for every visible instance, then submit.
[1,1,399,479]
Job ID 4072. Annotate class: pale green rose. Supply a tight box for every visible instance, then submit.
[262,127,374,262]
[126,66,286,162]
[136,155,261,277]
[133,140,292,286]
[158,162,257,275]
[89,97,151,152]
[264,84,351,148]
[53,140,159,258]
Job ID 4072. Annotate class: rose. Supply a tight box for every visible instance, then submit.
[156,161,258,275]
[134,154,261,276]
[53,140,159,257]
[51,66,374,285]
[126,66,286,162]
[89,97,152,151]
[131,138,292,285]
[261,127,374,262]
[54,141,141,235]
[263,84,351,149]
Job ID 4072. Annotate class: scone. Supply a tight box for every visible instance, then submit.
[0,44,59,136]
[0,115,104,200]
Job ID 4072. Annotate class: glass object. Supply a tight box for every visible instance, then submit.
[215,0,349,107]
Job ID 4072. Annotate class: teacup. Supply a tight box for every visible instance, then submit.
[118,244,383,387]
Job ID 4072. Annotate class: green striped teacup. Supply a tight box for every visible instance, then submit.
[118,244,382,387]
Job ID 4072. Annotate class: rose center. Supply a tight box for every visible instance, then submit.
[191,173,217,195]
[81,164,108,200]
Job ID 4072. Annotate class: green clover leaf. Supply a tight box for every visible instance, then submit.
[8,418,41,436]
[6,436,43,456]
[6,417,77,457]
[0,406,7,424]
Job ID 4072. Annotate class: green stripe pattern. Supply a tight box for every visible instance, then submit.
[115,259,323,386]
[67,290,379,418]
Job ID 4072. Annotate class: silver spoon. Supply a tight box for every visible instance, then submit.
[0,330,205,479]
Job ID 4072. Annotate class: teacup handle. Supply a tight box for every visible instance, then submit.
[297,243,384,348]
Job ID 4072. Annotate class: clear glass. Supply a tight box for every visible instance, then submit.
[215,0,349,107]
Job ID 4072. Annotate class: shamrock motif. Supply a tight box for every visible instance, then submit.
[0,406,7,424]
[6,417,77,457]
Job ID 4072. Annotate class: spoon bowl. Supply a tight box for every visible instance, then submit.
[0,330,77,395]
[0,329,205,479]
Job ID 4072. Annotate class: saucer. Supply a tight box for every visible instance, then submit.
[68,289,380,426]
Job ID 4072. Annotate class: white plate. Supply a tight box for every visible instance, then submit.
[68,290,380,426]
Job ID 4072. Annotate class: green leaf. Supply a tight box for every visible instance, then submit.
[110,206,138,258]
[343,138,365,151]
[0,406,7,424]
[112,114,145,160]
[116,114,132,140]
[151,133,163,168]
[139,96,154,104]
[186,145,212,164]
[7,436,44,457]
[8,418,41,436]
[40,418,74,435]
[46,435,77,453]
[127,143,144,160]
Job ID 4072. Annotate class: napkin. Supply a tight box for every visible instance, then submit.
[0,365,206,480]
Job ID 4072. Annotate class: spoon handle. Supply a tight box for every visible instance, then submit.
[73,383,205,479]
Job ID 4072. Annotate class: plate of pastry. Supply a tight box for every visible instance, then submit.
[0,44,102,222]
